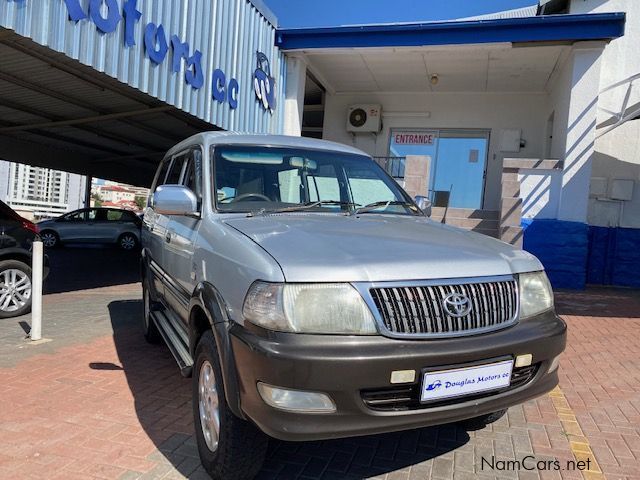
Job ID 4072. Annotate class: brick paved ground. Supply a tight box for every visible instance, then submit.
[0,248,638,479]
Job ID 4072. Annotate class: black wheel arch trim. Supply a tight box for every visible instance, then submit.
[189,282,245,420]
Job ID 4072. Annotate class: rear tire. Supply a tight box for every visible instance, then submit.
[142,282,161,344]
[0,260,32,319]
[193,331,267,480]
[460,409,507,430]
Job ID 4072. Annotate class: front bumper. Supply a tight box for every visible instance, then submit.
[230,311,566,441]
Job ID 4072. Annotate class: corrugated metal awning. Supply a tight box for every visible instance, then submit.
[0,31,214,186]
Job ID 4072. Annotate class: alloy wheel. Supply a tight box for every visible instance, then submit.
[198,360,220,452]
[120,235,136,250]
[0,269,32,313]
[41,232,57,247]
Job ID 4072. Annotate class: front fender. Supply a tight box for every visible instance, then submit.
[189,282,244,419]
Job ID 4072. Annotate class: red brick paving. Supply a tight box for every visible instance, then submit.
[0,288,638,479]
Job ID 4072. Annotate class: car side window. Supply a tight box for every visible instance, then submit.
[107,210,124,221]
[64,210,86,222]
[92,209,108,221]
[165,154,188,185]
[121,211,139,223]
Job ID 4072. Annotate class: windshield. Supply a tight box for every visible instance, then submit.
[213,146,420,215]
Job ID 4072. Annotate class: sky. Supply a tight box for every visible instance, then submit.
[263,0,538,28]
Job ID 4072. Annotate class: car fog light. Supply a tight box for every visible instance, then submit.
[515,354,532,368]
[547,355,561,373]
[257,383,336,413]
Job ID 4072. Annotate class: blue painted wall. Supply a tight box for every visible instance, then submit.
[521,219,589,290]
[522,219,640,289]
[587,226,640,288]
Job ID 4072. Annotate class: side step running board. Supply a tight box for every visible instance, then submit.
[151,310,194,377]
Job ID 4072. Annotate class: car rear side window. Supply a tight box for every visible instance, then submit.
[121,211,139,223]
[107,210,124,221]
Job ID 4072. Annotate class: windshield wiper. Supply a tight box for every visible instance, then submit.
[246,200,359,216]
[352,200,420,216]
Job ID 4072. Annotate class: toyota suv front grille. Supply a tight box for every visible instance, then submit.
[369,277,518,337]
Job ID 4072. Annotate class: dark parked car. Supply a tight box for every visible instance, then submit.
[38,207,142,250]
[0,201,49,318]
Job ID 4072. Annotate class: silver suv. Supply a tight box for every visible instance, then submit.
[141,132,566,480]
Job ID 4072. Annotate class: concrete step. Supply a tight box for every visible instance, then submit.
[473,228,500,239]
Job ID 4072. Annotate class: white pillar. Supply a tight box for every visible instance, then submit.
[30,239,43,341]
[283,56,307,136]
[557,42,606,222]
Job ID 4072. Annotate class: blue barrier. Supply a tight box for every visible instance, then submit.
[521,219,589,290]
[587,226,640,288]
[522,219,640,289]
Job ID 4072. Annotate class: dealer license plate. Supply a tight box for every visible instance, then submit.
[420,360,513,403]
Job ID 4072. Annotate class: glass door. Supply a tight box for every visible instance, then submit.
[389,129,490,209]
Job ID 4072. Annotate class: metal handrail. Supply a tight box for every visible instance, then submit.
[596,73,640,138]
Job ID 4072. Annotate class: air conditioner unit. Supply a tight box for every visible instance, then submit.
[347,104,382,133]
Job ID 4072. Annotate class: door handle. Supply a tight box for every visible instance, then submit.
[165,231,172,243]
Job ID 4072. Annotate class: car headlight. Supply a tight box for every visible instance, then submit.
[519,271,554,319]
[243,282,377,334]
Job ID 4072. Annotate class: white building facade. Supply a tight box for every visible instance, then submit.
[276,0,637,289]
[0,160,85,220]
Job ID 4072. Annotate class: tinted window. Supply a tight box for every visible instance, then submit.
[121,211,140,223]
[107,210,125,221]
[90,209,108,221]
[64,210,86,221]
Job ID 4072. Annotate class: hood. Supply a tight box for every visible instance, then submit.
[223,214,542,282]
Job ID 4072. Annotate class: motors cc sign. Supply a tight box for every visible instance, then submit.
[60,0,241,108]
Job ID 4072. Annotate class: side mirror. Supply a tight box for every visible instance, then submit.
[414,195,432,217]
[153,185,199,217]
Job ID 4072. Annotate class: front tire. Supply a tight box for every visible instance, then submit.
[0,260,33,319]
[193,331,267,480]
[40,230,59,248]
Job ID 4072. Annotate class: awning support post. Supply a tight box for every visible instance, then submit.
[84,175,92,208]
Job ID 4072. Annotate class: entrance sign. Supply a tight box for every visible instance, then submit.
[393,131,438,145]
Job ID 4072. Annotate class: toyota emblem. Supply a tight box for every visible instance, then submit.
[442,292,472,317]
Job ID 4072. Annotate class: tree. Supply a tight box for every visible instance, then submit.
[91,193,102,207]
[135,196,147,210]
